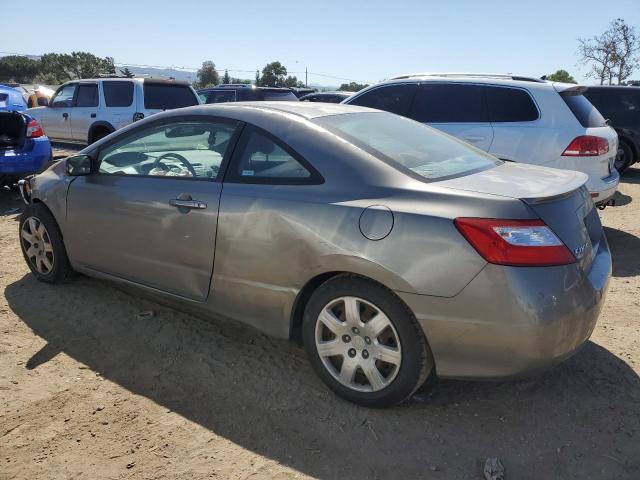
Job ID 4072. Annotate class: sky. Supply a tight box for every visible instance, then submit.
[2,0,640,86]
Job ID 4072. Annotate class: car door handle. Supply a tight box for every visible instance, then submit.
[62,113,69,119]
[90,113,96,118]
[169,199,207,209]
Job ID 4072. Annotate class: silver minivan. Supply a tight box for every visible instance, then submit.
[25,78,199,145]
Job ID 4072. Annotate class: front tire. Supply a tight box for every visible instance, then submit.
[19,203,73,283]
[303,275,434,407]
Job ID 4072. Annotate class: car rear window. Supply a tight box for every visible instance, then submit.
[315,112,499,182]
[561,93,606,128]
[103,81,134,107]
[237,89,298,101]
[486,86,539,122]
[143,84,198,109]
[584,89,640,122]
[348,84,417,116]
[409,84,488,123]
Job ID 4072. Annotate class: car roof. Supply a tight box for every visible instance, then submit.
[198,85,293,92]
[369,73,555,91]
[61,78,191,86]
[198,101,372,119]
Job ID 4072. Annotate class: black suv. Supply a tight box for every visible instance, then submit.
[584,86,640,173]
[197,85,298,104]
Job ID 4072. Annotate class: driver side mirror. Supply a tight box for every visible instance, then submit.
[66,154,93,176]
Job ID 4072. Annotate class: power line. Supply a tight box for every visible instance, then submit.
[0,51,372,84]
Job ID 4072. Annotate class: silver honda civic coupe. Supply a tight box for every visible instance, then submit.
[18,102,611,407]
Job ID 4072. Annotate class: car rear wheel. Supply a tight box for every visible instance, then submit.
[615,140,634,174]
[19,203,73,283]
[303,275,434,407]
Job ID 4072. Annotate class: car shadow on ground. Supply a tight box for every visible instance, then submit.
[6,273,640,479]
[605,226,640,277]
[621,165,640,185]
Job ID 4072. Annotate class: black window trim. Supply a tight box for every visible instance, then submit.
[484,84,541,123]
[223,124,325,186]
[88,114,244,183]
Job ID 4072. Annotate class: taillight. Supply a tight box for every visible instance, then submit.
[454,218,576,267]
[562,136,609,156]
[26,119,44,138]
[132,112,144,122]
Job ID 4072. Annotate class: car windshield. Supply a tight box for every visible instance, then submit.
[314,112,500,181]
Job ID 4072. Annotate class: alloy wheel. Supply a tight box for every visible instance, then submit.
[314,296,402,392]
[21,216,54,275]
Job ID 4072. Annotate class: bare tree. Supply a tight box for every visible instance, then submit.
[578,19,639,85]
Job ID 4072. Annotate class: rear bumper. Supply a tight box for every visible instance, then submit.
[587,170,619,204]
[0,138,52,176]
[397,236,611,379]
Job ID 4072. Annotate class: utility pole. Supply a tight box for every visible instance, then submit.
[305,67,308,87]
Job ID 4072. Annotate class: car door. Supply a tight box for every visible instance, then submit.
[44,83,77,141]
[70,82,99,143]
[407,83,494,151]
[212,125,324,337]
[485,86,540,161]
[65,116,241,301]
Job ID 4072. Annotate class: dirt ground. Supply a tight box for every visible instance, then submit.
[0,157,639,480]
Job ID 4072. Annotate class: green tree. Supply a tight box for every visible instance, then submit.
[544,69,577,83]
[338,82,369,92]
[39,52,115,83]
[284,75,304,87]
[259,61,288,87]
[578,18,640,85]
[119,67,134,78]
[194,61,219,89]
[0,56,41,83]
[255,69,260,85]
[230,77,251,84]
[222,69,231,84]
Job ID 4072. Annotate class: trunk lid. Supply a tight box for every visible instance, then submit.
[0,111,27,150]
[440,162,600,271]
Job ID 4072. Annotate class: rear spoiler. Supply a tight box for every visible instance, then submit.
[552,83,588,96]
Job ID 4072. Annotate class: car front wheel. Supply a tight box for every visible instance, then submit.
[303,275,434,407]
[19,203,73,283]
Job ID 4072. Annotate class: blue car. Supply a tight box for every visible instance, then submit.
[0,110,52,187]
[0,85,28,112]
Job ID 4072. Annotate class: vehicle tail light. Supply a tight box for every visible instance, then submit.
[132,112,144,122]
[26,119,45,138]
[562,136,609,156]
[454,218,576,266]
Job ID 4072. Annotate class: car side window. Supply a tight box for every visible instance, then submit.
[227,127,321,184]
[97,120,238,180]
[349,84,417,116]
[409,84,489,123]
[75,84,99,107]
[103,81,134,107]
[51,84,77,108]
[486,86,539,122]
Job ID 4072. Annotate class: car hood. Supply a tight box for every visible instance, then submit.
[438,162,587,201]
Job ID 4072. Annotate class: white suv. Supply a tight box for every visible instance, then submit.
[343,73,619,205]
[26,78,199,145]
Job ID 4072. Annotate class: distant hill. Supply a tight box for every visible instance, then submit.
[121,65,198,83]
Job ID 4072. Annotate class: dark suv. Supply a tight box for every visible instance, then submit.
[198,85,298,104]
[583,86,640,173]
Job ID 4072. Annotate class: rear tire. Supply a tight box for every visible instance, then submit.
[19,203,73,283]
[615,140,634,174]
[89,128,112,145]
[302,274,434,407]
